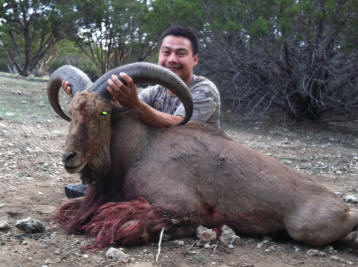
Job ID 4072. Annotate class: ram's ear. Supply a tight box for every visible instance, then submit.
[111,107,141,121]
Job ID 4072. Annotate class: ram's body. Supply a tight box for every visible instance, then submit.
[113,114,354,242]
[48,63,358,250]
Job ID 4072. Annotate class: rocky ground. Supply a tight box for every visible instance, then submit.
[0,73,357,266]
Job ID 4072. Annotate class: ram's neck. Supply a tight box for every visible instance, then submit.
[110,114,158,177]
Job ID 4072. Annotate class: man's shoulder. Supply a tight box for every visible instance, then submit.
[190,75,220,98]
[191,75,217,89]
[139,84,165,96]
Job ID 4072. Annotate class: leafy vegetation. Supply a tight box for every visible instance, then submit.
[1,0,357,121]
[0,0,75,76]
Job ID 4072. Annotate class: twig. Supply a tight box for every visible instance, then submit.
[156,227,165,262]
[211,242,218,255]
[187,240,197,251]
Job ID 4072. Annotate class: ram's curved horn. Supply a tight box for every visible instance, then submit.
[47,65,93,121]
[91,62,193,125]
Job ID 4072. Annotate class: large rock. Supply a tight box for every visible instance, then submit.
[105,247,130,263]
[219,225,240,247]
[196,225,217,242]
[0,216,10,231]
[15,217,45,233]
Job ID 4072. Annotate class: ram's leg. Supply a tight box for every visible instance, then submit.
[285,204,358,247]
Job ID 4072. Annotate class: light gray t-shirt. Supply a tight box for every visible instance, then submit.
[139,75,221,128]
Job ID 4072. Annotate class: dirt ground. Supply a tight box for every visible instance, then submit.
[0,73,357,267]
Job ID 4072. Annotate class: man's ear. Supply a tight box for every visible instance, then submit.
[193,54,199,67]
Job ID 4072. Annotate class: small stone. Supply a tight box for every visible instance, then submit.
[256,242,264,249]
[329,255,340,262]
[344,194,357,204]
[105,247,129,263]
[219,225,240,247]
[327,246,337,254]
[306,249,319,256]
[15,217,45,233]
[265,245,276,252]
[263,236,273,241]
[196,225,217,242]
[257,239,270,249]
[0,218,10,230]
[173,240,185,246]
[318,251,326,257]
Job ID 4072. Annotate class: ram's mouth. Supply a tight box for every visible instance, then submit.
[64,162,87,174]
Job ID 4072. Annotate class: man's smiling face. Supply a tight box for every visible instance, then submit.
[158,35,198,85]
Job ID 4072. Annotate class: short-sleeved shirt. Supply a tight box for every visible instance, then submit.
[139,75,221,128]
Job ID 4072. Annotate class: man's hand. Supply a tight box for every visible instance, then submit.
[106,73,141,109]
[107,72,183,127]
[61,73,139,105]
[62,74,183,127]
[62,80,73,97]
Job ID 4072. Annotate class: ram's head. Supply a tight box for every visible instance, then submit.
[47,62,193,178]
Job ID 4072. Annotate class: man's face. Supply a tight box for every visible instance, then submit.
[158,35,198,85]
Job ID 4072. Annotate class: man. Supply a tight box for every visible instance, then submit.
[63,26,221,197]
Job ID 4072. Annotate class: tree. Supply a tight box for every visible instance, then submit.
[0,0,74,76]
[198,0,358,121]
[144,0,205,39]
[67,0,155,75]
[49,39,98,79]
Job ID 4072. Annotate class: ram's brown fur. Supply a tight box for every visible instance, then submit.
[53,91,358,251]
[48,63,358,251]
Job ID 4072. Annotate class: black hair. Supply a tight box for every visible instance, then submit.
[159,26,199,55]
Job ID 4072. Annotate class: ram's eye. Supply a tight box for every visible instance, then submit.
[101,110,108,116]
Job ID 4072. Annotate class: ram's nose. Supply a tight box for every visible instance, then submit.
[63,151,77,163]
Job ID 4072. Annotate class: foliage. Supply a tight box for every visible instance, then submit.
[1,0,358,121]
[144,0,205,39]
[198,0,358,121]
[65,0,155,75]
[0,0,75,76]
[49,39,98,79]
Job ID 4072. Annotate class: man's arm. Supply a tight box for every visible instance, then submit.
[133,101,183,127]
[174,78,221,127]
[106,73,183,127]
